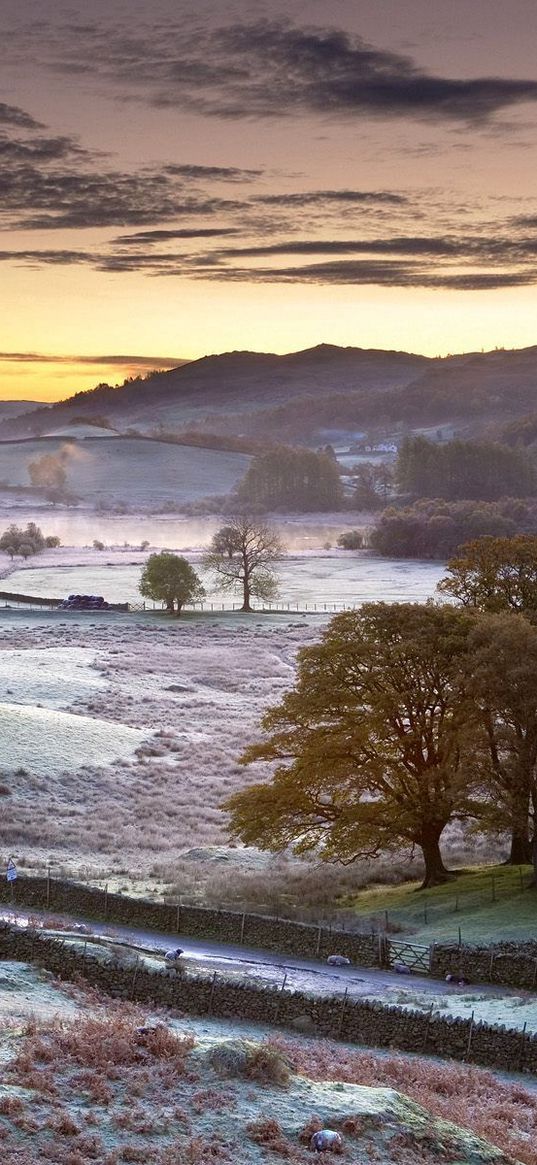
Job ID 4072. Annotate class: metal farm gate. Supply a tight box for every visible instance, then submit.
[387,939,431,975]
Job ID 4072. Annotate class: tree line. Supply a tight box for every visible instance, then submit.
[0,522,61,559]
[224,535,537,887]
[397,436,536,501]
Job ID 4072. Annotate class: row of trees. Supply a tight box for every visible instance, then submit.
[139,515,283,614]
[370,498,524,558]
[397,436,536,501]
[225,535,537,886]
[237,447,344,512]
[0,523,61,559]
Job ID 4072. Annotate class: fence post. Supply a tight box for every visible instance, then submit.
[466,1011,475,1060]
[176,902,181,934]
[274,974,288,1023]
[207,971,217,1015]
[46,866,51,909]
[131,956,140,1000]
[422,1004,434,1052]
[489,952,495,982]
[240,913,246,944]
[518,1021,528,1072]
[315,926,322,957]
[337,987,349,1039]
[429,941,435,974]
[104,884,108,921]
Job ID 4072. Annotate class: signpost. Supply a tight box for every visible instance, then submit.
[6,858,17,903]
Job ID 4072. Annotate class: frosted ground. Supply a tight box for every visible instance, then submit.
[0,958,533,1164]
[0,436,251,506]
[6,549,445,607]
[0,547,445,889]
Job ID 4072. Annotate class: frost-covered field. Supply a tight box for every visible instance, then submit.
[0,436,250,505]
[0,609,317,878]
[6,551,445,607]
[0,547,446,891]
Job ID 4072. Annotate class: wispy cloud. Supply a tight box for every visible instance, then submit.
[0,352,186,368]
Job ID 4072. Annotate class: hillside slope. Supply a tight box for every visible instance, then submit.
[0,344,431,439]
[0,435,250,506]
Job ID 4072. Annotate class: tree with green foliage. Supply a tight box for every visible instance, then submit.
[203,514,283,613]
[467,613,537,869]
[337,530,365,550]
[371,500,518,559]
[139,552,205,615]
[397,436,535,501]
[438,534,537,615]
[225,603,478,887]
[237,446,344,512]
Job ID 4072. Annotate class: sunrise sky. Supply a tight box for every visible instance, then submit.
[2,0,537,400]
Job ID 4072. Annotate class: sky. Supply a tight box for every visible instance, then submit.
[2,0,537,400]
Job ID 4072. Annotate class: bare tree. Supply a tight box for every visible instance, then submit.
[203,514,283,612]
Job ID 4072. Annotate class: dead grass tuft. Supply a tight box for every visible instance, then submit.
[246,1116,295,1156]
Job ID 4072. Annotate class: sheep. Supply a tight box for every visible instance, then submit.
[310,1129,343,1153]
[164,947,184,964]
[326,954,351,967]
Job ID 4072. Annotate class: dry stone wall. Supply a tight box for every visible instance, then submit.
[2,874,537,992]
[1,921,535,1077]
[0,876,379,965]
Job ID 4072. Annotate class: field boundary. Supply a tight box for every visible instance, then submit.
[3,873,537,991]
[1,919,536,1077]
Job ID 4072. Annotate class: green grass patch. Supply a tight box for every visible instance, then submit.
[347,864,537,944]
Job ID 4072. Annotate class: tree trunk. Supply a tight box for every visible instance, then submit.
[166,599,174,614]
[419,829,452,889]
[241,574,251,612]
[506,828,532,865]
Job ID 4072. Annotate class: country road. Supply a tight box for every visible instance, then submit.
[0,904,521,1008]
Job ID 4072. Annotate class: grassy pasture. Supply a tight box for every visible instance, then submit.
[347,864,537,944]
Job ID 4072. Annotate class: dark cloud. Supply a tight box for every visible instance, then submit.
[255,189,408,207]
[0,103,251,230]
[198,259,537,291]
[1,239,536,291]
[0,102,43,130]
[0,352,185,368]
[112,227,240,245]
[164,164,262,182]
[17,18,537,126]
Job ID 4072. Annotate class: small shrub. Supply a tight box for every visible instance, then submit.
[246,1044,291,1087]
[0,1095,24,1115]
[246,1117,293,1156]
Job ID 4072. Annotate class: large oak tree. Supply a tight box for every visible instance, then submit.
[226,603,478,887]
[468,613,537,874]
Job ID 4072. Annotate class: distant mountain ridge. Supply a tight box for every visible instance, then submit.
[2,342,537,442]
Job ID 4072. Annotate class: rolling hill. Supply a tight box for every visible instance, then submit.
[0,435,250,507]
[2,343,537,446]
[0,345,432,440]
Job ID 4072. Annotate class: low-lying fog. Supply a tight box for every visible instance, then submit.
[0,508,370,552]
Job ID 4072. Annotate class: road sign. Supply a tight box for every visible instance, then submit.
[6,859,17,883]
